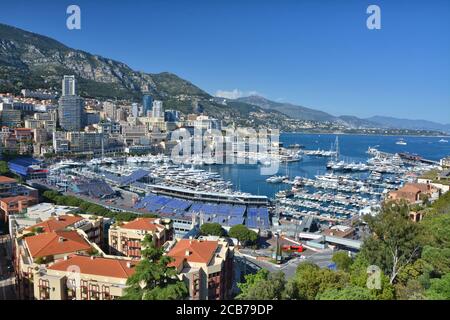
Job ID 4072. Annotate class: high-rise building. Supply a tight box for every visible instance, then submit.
[58,76,86,131]
[131,103,139,118]
[142,94,153,117]
[62,75,76,96]
[151,100,164,118]
[164,109,180,122]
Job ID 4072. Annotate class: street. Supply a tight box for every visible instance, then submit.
[0,235,17,300]
[236,248,334,279]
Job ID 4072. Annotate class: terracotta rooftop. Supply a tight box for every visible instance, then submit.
[26,215,84,233]
[167,239,218,268]
[0,176,17,184]
[25,230,91,259]
[48,255,136,279]
[121,218,164,232]
[0,195,36,204]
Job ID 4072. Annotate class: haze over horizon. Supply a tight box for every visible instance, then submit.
[0,0,449,122]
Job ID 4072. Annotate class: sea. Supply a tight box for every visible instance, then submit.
[201,133,450,199]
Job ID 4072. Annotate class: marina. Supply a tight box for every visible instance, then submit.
[42,133,448,232]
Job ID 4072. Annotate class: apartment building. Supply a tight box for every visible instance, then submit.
[14,229,94,299]
[167,238,234,300]
[0,195,38,223]
[108,217,173,259]
[33,254,136,300]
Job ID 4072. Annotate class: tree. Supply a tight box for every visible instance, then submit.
[332,251,353,272]
[122,235,188,300]
[317,286,374,300]
[361,201,421,284]
[237,269,286,300]
[426,273,450,300]
[229,225,258,246]
[285,262,349,300]
[0,161,10,176]
[200,223,225,237]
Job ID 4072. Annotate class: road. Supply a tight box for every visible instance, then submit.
[237,249,334,279]
[0,235,17,300]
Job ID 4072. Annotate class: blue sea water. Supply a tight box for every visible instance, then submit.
[203,133,450,199]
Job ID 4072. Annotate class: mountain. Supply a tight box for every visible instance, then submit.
[366,116,450,134]
[237,95,337,122]
[237,96,449,133]
[0,23,292,128]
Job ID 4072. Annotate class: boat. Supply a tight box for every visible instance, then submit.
[439,139,449,143]
[395,139,407,146]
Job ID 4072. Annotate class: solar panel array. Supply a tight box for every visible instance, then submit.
[134,195,269,229]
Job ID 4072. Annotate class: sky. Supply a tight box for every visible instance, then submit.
[1,0,449,123]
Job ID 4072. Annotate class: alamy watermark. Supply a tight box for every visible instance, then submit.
[66,5,81,30]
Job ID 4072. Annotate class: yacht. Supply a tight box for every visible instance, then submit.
[439,138,449,143]
[395,139,407,146]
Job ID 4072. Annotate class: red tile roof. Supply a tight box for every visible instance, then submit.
[0,176,17,184]
[0,195,36,204]
[26,215,84,233]
[25,230,91,259]
[121,218,164,232]
[167,240,218,268]
[47,255,136,279]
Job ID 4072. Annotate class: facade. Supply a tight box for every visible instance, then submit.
[58,95,85,131]
[108,217,173,259]
[58,76,86,131]
[33,254,136,300]
[0,109,21,127]
[167,238,234,300]
[0,195,39,222]
[388,183,439,203]
[152,100,164,118]
[14,229,93,299]
[142,94,153,117]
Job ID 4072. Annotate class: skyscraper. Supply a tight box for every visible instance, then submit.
[131,103,139,118]
[142,94,153,117]
[58,76,86,131]
[62,75,76,96]
[152,100,164,118]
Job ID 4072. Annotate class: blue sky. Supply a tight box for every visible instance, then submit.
[1,0,449,123]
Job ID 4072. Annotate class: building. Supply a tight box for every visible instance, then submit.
[388,183,439,204]
[322,225,356,239]
[0,175,39,199]
[0,195,39,222]
[14,229,93,299]
[108,217,173,258]
[66,131,105,153]
[0,109,21,127]
[167,238,234,300]
[441,157,450,168]
[32,254,136,300]
[62,75,76,96]
[131,103,139,118]
[8,203,78,237]
[142,94,153,117]
[59,95,85,131]
[152,100,164,118]
[58,76,86,131]
[8,157,48,180]
[164,109,180,122]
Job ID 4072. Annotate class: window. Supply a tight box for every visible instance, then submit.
[38,279,50,300]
